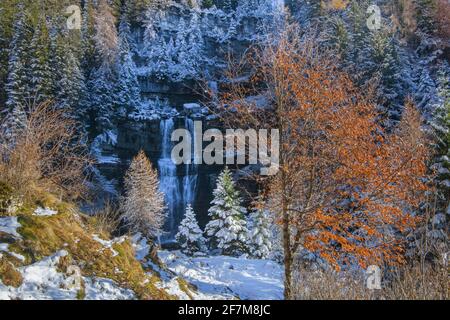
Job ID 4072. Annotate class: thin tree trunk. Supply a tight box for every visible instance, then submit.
[283,200,292,299]
[280,126,292,299]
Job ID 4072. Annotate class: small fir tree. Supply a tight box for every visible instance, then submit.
[205,167,249,256]
[176,204,206,255]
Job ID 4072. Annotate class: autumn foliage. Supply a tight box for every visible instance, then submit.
[217,24,431,298]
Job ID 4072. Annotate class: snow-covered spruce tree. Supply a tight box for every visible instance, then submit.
[0,2,12,106]
[80,0,98,78]
[88,59,118,130]
[29,16,52,105]
[415,0,437,36]
[121,150,166,239]
[431,70,450,211]
[176,204,206,255]
[205,167,249,256]
[52,35,85,115]
[173,14,205,81]
[248,198,272,259]
[0,104,26,146]
[6,6,31,109]
[115,17,141,117]
[370,29,404,121]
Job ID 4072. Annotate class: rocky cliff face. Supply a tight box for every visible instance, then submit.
[132,1,283,95]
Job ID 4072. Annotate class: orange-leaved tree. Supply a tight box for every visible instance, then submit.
[215,23,430,299]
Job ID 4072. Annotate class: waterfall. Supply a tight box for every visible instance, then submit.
[182,118,199,210]
[158,119,181,237]
[158,117,199,239]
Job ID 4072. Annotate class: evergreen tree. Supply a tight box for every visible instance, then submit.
[332,17,349,59]
[370,29,404,120]
[222,0,233,11]
[121,150,166,239]
[118,10,135,54]
[48,34,85,114]
[115,18,141,118]
[29,17,53,105]
[6,6,30,109]
[415,0,437,35]
[0,0,18,107]
[176,204,206,255]
[202,0,214,9]
[174,14,205,81]
[348,0,375,78]
[90,65,117,130]
[205,167,249,256]
[81,0,98,78]
[248,198,272,259]
[0,104,26,146]
[431,70,450,209]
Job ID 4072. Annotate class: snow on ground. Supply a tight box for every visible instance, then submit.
[0,250,135,300]
[0,217,26,262]
[0,216,22,238]
[131,233,150,261]
[158,250,284,300]
[33,207,58,217]
[131,235,225,299]
[83,278,135,300]
[130,235,283,300]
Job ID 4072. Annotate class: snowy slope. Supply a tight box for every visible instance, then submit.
[0,250,135,300]
[158,251,284,300]
[131,235,284,300]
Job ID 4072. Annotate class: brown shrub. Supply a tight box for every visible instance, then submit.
[90,199,122,236]
[293,262,448,300]
[0,102,93,201]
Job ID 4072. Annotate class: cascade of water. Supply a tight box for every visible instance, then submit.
[157,117,200,239]
[157,119,181,237]
[182,118,199,210]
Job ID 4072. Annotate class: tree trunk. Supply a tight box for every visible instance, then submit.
[283,206,292,299]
